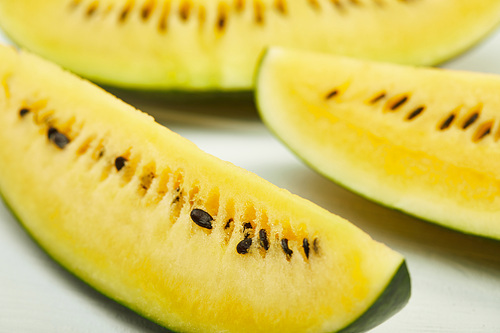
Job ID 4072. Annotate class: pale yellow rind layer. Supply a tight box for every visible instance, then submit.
[257,47,500,240]
[0,0,500,89]
[0,44,403,332]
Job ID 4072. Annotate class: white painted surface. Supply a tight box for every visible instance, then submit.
[1,25,500,333]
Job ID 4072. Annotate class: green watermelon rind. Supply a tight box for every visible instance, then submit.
[0,190,410,333]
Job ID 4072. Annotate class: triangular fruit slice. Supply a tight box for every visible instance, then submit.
[0,0,500,90]
[0,44,409,332]
[256,47,500,241]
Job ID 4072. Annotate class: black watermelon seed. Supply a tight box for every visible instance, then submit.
[224,218,233,229]
[440,114,455,130]
[236,238,252,254]
[475,126,492,141]
[114,156,127,171]
[259,229,269,251]
[325,89,339,100]
[281,238,293,258]
[390,96,408,110]
[406,106,425,120]
[368,92,386,104]
[462,112,479,129]
[217,13,226,30]
[190,208,213,229]
[47,127,70,149]
[303,238,310,259]
[19,108,30,117]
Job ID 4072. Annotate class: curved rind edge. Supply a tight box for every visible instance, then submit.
[1,187,410,333]
[336,262,411,333]
[2,3,500,91]
[269,123,500,242]
[0,191,178,333]
[0,31,252,93]
[432,14,500,67]
[271,130,500,242]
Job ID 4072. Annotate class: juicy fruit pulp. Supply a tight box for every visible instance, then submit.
[256,47,500,241]
[1,0,500,90]
[0,44,410,332]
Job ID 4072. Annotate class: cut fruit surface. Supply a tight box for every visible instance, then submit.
[256,47,500,241]
[0,44,409,332]
[0,0,500,90]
